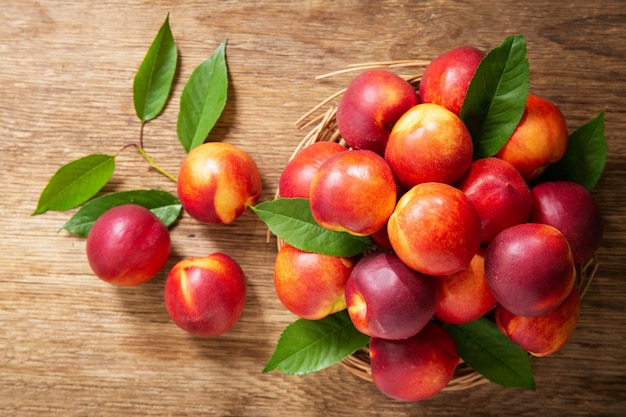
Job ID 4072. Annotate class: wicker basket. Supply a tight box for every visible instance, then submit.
[276,61,600,391]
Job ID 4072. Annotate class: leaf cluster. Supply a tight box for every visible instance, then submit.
[33,14,229,235]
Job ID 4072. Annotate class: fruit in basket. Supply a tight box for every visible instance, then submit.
[336,69,419,155]
[531,180,604,263]
[164,253,246,337]
[369,321,459,402]
[273,244,356,320]
[434,247,497,324]
[419,45,485,115]
[496,288,580,357]
[485,223,576,317]
[278,141,347,198]
[387,182,481,276]
[456,157,533,243]
[177,142,262,224]
[385,103,473,188]
[309,149,397,236]
[345,252,438,340]
[86,204,171,286]
[495,94,569,181]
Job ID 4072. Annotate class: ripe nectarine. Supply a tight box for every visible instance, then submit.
[86,204,171,286]
[177,142,262,225]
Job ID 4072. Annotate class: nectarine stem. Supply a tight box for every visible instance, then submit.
[134,144,178,183]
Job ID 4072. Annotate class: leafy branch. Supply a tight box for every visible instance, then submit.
[33,14,229,238]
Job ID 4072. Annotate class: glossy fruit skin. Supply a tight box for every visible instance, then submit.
[273,244,356,320]
[385,103,474,189]
[370,321,459,402]
[345,252,438,340]
[531,180,604,264]
[177,142,262,225]
[164,253,246,337]
[388,182,482,276]
[336,69,419,155]
[435,247,497,324]
[496,288,580,357]
[419,45,485,115]
[456,157,533,243]
[278,141,347,198]
[485,223,576,317]
[86,204,171,286]
[495,94,569,181]
[309,149,397,236]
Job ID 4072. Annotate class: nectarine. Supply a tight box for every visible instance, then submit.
[385,103,473,188]
[336,69,419,155]
[485,223,576,317]
[309,149,397,236]
[345,252,438,340]
[532,180,603,264]
[419,45,485,115]
[86,204,171,286]
[496,288,580,357]
[456,157,533,243]
[435,247,497,324]
[273,244,355,320]
[164,253,246,337]
[278,141,346,198]
[388,182,481,276]
[370,322,459,401]
[495,95,569,181]
[177,142,262,225]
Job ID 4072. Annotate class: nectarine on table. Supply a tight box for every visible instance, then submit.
[164,253,246,337]
[86,204,171,286]
[177,142,262,225]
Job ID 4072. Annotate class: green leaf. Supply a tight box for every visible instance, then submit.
[133,14,178,122]
[177,39,228,152]
[33,154,115,215]
[541,112,607,191]
[460,35,530,159]
[250,198,372,257]
[443,318,535,390]
[263,310,370,375]
[61,189,182,237]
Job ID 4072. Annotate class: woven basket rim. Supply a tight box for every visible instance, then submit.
[276,60,600,391]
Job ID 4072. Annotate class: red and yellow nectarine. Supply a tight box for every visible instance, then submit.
[385,103,473,188]
[273,244,355,320]
[177,142,262,225]
[310,149,397,236]
[164,253,246,337]
[388,182,481,276]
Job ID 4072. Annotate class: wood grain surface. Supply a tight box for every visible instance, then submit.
[1,1,625,416]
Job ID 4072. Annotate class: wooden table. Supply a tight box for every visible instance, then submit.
[2,1,625,415]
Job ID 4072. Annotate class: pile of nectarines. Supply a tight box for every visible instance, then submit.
[86,141,261,338]
[274,44,603,401]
